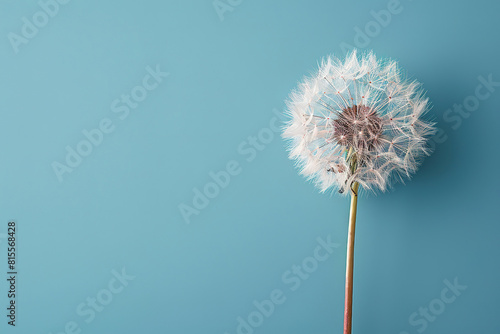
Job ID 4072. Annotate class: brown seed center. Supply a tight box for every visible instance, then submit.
[332,105,383,151]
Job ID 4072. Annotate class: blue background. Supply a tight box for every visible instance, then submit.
[0,0,499,333]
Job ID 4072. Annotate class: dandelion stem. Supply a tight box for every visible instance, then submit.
[343,181,359,334]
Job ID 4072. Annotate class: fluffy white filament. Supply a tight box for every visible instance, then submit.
[283,50,436,194]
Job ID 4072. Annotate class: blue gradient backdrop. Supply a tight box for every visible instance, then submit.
[0,0,499,333]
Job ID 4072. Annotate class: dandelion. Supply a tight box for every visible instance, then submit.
[282,50,435,334]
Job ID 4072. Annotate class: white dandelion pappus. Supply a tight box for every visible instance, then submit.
[283,50,436,194]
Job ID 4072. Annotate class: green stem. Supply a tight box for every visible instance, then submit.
[343,181,359,334]
[343,148,359,334]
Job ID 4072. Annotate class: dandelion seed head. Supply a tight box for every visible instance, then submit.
[282,50,436,195]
